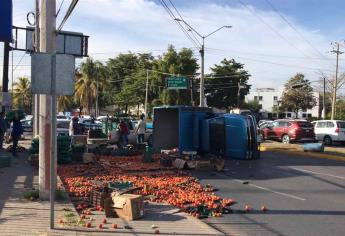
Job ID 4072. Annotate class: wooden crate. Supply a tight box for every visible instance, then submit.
[89,190,110,208]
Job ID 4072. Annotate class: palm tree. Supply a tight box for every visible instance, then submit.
[74,58,107,115]
[12,77,32,113]
[58,95,73,112]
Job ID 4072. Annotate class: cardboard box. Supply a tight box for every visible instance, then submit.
[83,153,95,164]
[195,160,214,171]
[112,194,144,220]
[173,158,187,169]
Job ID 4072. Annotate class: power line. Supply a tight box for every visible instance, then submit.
[13,52,27,72]
[57,0,79,31]
[235,0,329,70]
[167,0,202,46]
[158,0,200,48]
[56,0,66,17]
[264,0,335,68]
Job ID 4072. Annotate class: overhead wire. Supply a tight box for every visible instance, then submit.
[158,0,200,48]
[234,0,330,70]
[264,0,335,68]
[57,0,79,31]
[167,0,202,46]
[56,0,66,17]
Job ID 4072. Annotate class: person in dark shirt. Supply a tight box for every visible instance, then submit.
[11,114,23,156]
[0,112,6,149]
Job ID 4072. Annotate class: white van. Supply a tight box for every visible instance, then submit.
[314,120,345,145]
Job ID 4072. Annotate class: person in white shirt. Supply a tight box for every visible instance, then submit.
[135,114,146,144]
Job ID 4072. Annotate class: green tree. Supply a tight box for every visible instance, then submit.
[112,53,154,113]
[335,100,345,120]
[12,77,32,113]
[75,58,107,114]
[281,73,316,116]
[205,59,250,109]
[57,95,74,112]
[151,45,198,106]
[242,100,262,113]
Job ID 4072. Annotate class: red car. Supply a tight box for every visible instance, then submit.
[262,119,315,144]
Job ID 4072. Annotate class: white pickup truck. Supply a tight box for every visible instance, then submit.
[108,120,152,145]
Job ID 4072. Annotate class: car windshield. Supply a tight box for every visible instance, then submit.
[337,122,345,128]
[297,121,313,128]
[57,121,70,129]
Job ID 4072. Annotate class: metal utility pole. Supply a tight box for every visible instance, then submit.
[39,0,56,205]
[330,42,343,120]
[174,18,231,107]
[33,0,40,136]
[2,42,10,113]
[200,38,205,107]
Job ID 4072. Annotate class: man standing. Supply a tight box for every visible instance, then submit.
[11,113,23,156]
[135,114,146,144]
[0,112,6,149]
[118,120,129,146]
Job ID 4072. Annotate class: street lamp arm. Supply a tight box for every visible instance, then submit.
[174,18,203,38]
[204,25,232,39]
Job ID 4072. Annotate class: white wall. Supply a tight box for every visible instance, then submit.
[245,88,320,119]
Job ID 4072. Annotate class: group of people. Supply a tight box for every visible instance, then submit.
[118,114,146,146]
[0,112,23,156]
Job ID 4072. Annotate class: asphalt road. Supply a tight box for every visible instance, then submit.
[195,151,345,236]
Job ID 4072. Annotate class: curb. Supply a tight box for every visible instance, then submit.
[263,148,345,162]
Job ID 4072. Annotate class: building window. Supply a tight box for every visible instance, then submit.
[254,96,258,101]
[259,96,263,101]
[287,113,291,118]
[273,96,278,101]
[302,113,307,118]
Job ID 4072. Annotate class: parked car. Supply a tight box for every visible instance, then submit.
[56,119,70,136]
[261,119,315,144]
[313,120,345,145]
[21,119,33,132]
[109,120,152,145]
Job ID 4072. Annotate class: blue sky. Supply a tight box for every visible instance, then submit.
[2,0,345,92]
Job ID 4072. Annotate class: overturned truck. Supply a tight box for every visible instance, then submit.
[152,106,260,160]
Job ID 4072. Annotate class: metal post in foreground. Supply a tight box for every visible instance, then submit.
[50,53,57,229]
[2,42,10,113]
[33,0,40,136]
[200,38,205,107]
[38,0,56,230]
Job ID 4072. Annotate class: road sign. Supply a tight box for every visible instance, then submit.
[31,53,75,95]
[0,0,12,42]
[12,26,89,57]
[166,76,189,90]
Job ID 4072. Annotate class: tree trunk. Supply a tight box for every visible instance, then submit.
[125,104,128,115]
[137,104,140,116]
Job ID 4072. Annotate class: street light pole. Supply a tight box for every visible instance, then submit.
[330,42,343,120]
[200,37,205,107]
[322,75,326,119]
[174,18,231,107]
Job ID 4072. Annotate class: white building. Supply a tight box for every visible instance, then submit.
[245,88,320,119]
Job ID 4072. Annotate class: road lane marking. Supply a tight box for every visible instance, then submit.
[214,172,307,201]
[290,167,345,180]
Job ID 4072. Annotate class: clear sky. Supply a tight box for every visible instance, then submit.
[1,0,345,92]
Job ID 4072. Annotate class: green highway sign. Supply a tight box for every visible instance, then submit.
[166,76,189,90]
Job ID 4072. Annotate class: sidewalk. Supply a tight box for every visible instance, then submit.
[261,141,345,162]
[0,141,223,236]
